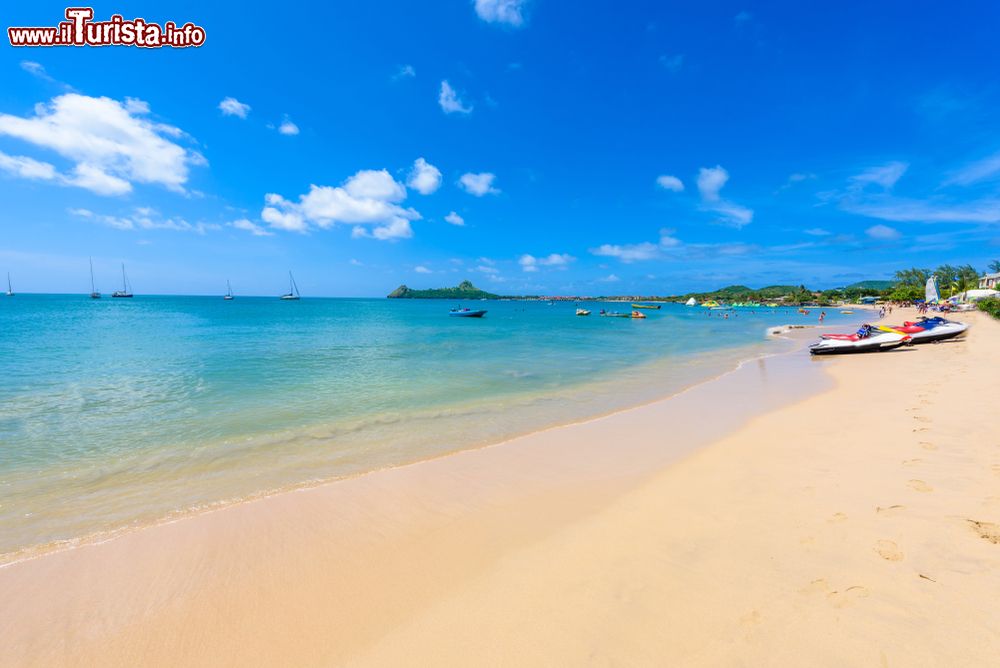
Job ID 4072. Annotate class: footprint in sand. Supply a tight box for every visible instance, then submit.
[908,479,934,493]
[829,512,848,523]
[875,539,904,561]
[912,427,929,433]
[991,464,1000,477]
[902,458,923,467]
[913,416,931,423]
[920,442,938,451]
[967,520,1000,544]
[876,504,906,515]
[827,586,870,608]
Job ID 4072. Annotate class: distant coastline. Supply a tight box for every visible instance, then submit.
[386,278,899,306]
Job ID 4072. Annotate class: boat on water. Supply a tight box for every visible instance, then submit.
[224,280,234,301]
[631,303,661,310]
[710,306,732,311]
[839,310,854,314]
[887,317,969,344]
[111,263,133,298]
[575,308,591,316]
[685,297,697,306]
[88,258,100,299]
[449,308,487,318]
[599,309,630,318]
[6,273,13,297]
[631,310,646,319]
[701,300,720,308]
[280,271,300,300]
[810,324,910,355]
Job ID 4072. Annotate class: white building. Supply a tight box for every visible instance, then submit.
[979,272,1000,289]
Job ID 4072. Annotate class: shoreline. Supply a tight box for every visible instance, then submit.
[4,307,995,665]
[0,324,807,567]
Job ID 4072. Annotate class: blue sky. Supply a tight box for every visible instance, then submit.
[1,1,999,296]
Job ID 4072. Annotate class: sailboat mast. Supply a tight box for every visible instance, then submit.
[90,258,96,292]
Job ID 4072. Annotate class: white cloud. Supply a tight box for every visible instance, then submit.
[392,64,416,81]
[0,93,202,196]
[474,0,526,27]
[598,274,621,283]
[697,166,729,201]
[866,224,901,240]
[519,253,574,272]
[69,163,132,195]
[20,60,65,87]
[218,97,251,119]
[943,152,1000,187]
[439,80,472,114]
[262,168,420,240]
[69,206,219,234]
[415,265,432,274]
[656,174,684,192]
[351,218,414,240]
[230,218,273,236]
[696,165,754,227]
[278,117,299,135]
[0,151,58,181]
[843,197,1000,224]
[591,242,660,262]
[803,227,831,236]
[344,169,406,201]
[476,264,500,275]
[407,157,442,194]
[458,172,499,196]
[444,211,465,226]
[849,161,908,190]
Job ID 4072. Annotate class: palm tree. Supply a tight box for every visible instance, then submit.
[989,259,1000,274]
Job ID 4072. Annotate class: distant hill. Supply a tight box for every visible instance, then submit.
[387,280,500,300]
[842,280,895,291]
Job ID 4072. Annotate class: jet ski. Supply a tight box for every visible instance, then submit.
[887,317,969,344]
[810,324,911,355]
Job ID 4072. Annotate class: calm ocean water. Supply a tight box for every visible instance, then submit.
[0,295,857,560]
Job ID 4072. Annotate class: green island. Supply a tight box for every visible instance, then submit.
[387,280,501,300]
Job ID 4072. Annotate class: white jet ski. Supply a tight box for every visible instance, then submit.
[888,317,969,344]
[810,324,911,355]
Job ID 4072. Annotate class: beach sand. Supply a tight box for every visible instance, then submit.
[2,308,997,666]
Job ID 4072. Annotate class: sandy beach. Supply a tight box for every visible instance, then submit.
[2,307,997,667]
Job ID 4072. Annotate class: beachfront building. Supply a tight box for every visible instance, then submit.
[979,272,1000,289]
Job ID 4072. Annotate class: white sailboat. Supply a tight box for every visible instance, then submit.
[925,276,939,304]
[89,258,101,299]
[685,297,697,306]
[5,273,12,297]
[224,280,234,301]
[112,263,133,298]
[280,271,300,300]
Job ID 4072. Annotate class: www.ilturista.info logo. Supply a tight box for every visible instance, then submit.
[8,8,206,48]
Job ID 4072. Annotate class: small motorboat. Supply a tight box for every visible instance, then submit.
[576,308,591,316]
[887,317,969,344]
[631,310,646,319]
[840,310,854,314]
[810,324,910,355]
[449,308,487,318]
[599,310,630,318]
[631,303,661,310]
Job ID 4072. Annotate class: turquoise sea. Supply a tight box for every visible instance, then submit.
[0,295,858,561]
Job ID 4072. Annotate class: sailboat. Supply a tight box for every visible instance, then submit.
[89,258,101,299]
[925,276,939,304]
[112,263,133,298]
[5,273,12,297]
[280,271,300,300]
[224,280,234,301]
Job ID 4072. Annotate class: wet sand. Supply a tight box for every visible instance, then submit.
[2,308,997,666]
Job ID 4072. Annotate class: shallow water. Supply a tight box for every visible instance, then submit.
[0,295,857,559]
